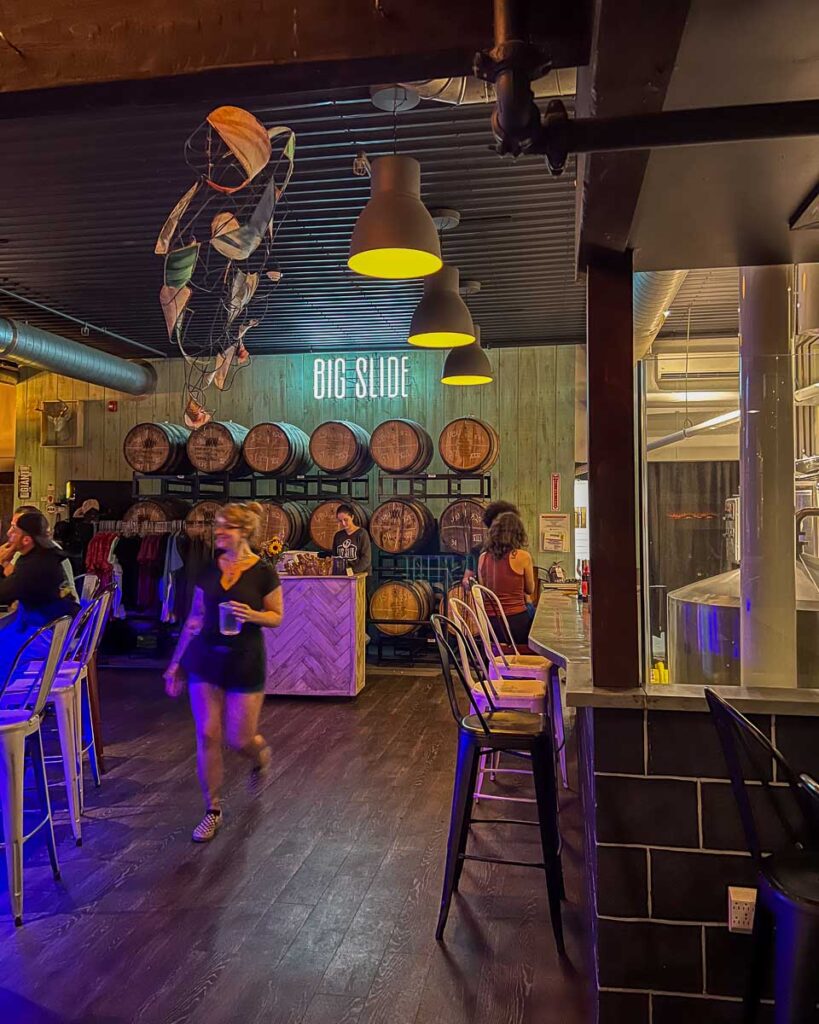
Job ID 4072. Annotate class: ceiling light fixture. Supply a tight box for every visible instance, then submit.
[408,265,475,348]
[348,155,442,280]
[441,327,494,386]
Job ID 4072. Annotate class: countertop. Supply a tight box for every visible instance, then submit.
[527,591,819,717]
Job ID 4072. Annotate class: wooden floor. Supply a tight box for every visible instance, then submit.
[0,669,592,1024]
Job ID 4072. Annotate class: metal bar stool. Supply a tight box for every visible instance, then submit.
[9,590,111,842]
[449,597,545,805]
[0,615,72,925]
[705,689,819,1023]
[431,614,565,955]
[471,583,569,789]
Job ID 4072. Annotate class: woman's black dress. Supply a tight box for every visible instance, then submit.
[181,560,280,692]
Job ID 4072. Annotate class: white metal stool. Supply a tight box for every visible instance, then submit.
[471,583,569,789]
[0,616,72,925]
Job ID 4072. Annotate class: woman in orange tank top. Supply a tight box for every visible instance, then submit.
[477,511,538,645]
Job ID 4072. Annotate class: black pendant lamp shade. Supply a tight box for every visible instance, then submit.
[408,264,476,348]
[441,327,494,386]
[348,155,443,280]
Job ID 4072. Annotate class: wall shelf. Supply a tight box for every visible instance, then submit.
[376,473,491,501]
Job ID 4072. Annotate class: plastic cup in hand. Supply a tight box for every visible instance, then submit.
[218,602,242,636]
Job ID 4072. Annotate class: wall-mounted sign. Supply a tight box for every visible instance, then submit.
[313,355,410,400]
[550,473,561,512]
[539,513,571,553]
[17,465,31,500]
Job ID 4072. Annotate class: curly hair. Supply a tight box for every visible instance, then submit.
[216,501,264,547]
[484,511,528,559]
[482,500,519,529]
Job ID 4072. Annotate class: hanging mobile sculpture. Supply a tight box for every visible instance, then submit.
[155,106,296,426]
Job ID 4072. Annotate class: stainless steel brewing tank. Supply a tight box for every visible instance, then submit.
[667,556,819,688]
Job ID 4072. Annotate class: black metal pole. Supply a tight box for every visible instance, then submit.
[541,97,819,158]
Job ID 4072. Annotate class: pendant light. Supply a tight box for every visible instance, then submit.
[441,327,494,386]
[408,265,475,348]
[348,155,442,280]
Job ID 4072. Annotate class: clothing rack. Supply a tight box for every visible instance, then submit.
[93,520,186,536]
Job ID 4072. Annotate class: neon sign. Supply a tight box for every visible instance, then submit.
[313,355,410,400]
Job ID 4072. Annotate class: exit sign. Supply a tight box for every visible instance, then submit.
[313,355,410,400]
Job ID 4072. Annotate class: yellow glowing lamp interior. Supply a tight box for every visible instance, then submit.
[441,373,493,386]
[408,330,475,349]
[348,248,443,280]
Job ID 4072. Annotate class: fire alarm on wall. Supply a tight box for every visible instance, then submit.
[107,400,118,412]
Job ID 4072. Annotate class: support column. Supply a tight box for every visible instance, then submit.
[738,266,796,689]
[586,254,640,688]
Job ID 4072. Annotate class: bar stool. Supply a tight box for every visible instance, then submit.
[705,689,819,1023]
[9,590,111,842]
[449,597,545,805]
[472,583,568,789]
[431,614,565,954]
[0,616,72,925]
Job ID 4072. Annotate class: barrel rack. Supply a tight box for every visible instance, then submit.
[131,472,370,503]
[376,472,491,501]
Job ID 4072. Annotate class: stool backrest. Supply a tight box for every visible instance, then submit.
[471,583,516,669]
[705,688,819,864]
[431,614,496,733]
[76,589,112,669]
[449,598,501,700]
[0,616,72,716]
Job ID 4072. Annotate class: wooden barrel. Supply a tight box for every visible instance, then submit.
[370,419,433,474]
[243,422,313,477]
[370,498,436,554]
[257,500,311,549]
[184,500,223,540]
[121,497,189,526]
[369,579,434,636]
[123,421,192,475]
[308,499,370,551]
[439,498,489,554]
[446,582,480,634]
[187,421,250,475]
[309,421,373,477]
[438,418,500,474]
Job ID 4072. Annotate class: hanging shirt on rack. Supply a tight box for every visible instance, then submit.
[160,533,185,623]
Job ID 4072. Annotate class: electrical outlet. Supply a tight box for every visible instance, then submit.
[728,886,757,933]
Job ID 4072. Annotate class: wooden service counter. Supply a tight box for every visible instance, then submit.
[263,574,366,697]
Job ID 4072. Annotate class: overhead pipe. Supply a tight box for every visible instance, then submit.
[477,0,819,172]
[0,319,156,396]
[402,69,576,107]
[633,271,689,361]
[645,410,740,453]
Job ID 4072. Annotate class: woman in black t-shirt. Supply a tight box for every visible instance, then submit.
[164,502,284,843]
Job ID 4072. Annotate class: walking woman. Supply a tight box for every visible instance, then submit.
[477,510,538,646]
[163,502,284,842]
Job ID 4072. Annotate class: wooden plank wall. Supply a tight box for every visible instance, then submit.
[14,346,577,571]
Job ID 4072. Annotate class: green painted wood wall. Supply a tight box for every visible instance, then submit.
[15,346,577,570]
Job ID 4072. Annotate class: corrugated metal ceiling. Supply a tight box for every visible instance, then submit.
[658,268,739,340]
[0,87,585,358]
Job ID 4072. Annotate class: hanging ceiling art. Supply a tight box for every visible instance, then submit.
[155,106,296,426]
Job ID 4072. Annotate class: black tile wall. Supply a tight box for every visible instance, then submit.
[775,716,819,780]
[650,849,757,922]
[647,710,771,779]
[596,775,699,847]
[652,994,775,1024]
[593,707,645,775]
[597,919,703,992]
[598,990,650,1024]
[705,926,773,1001]
[597,845,648,918]
[701,780,802,853]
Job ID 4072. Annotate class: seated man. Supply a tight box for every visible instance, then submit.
[0,504,78,601]
[0,511,80,684]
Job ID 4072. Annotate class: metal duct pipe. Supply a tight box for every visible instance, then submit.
[633,270,689,361]
[646,409,739,452]
[0,319,155,396]
[403,69,576,106]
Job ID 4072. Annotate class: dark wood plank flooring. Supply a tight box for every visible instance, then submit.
[0,669,591,1024]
